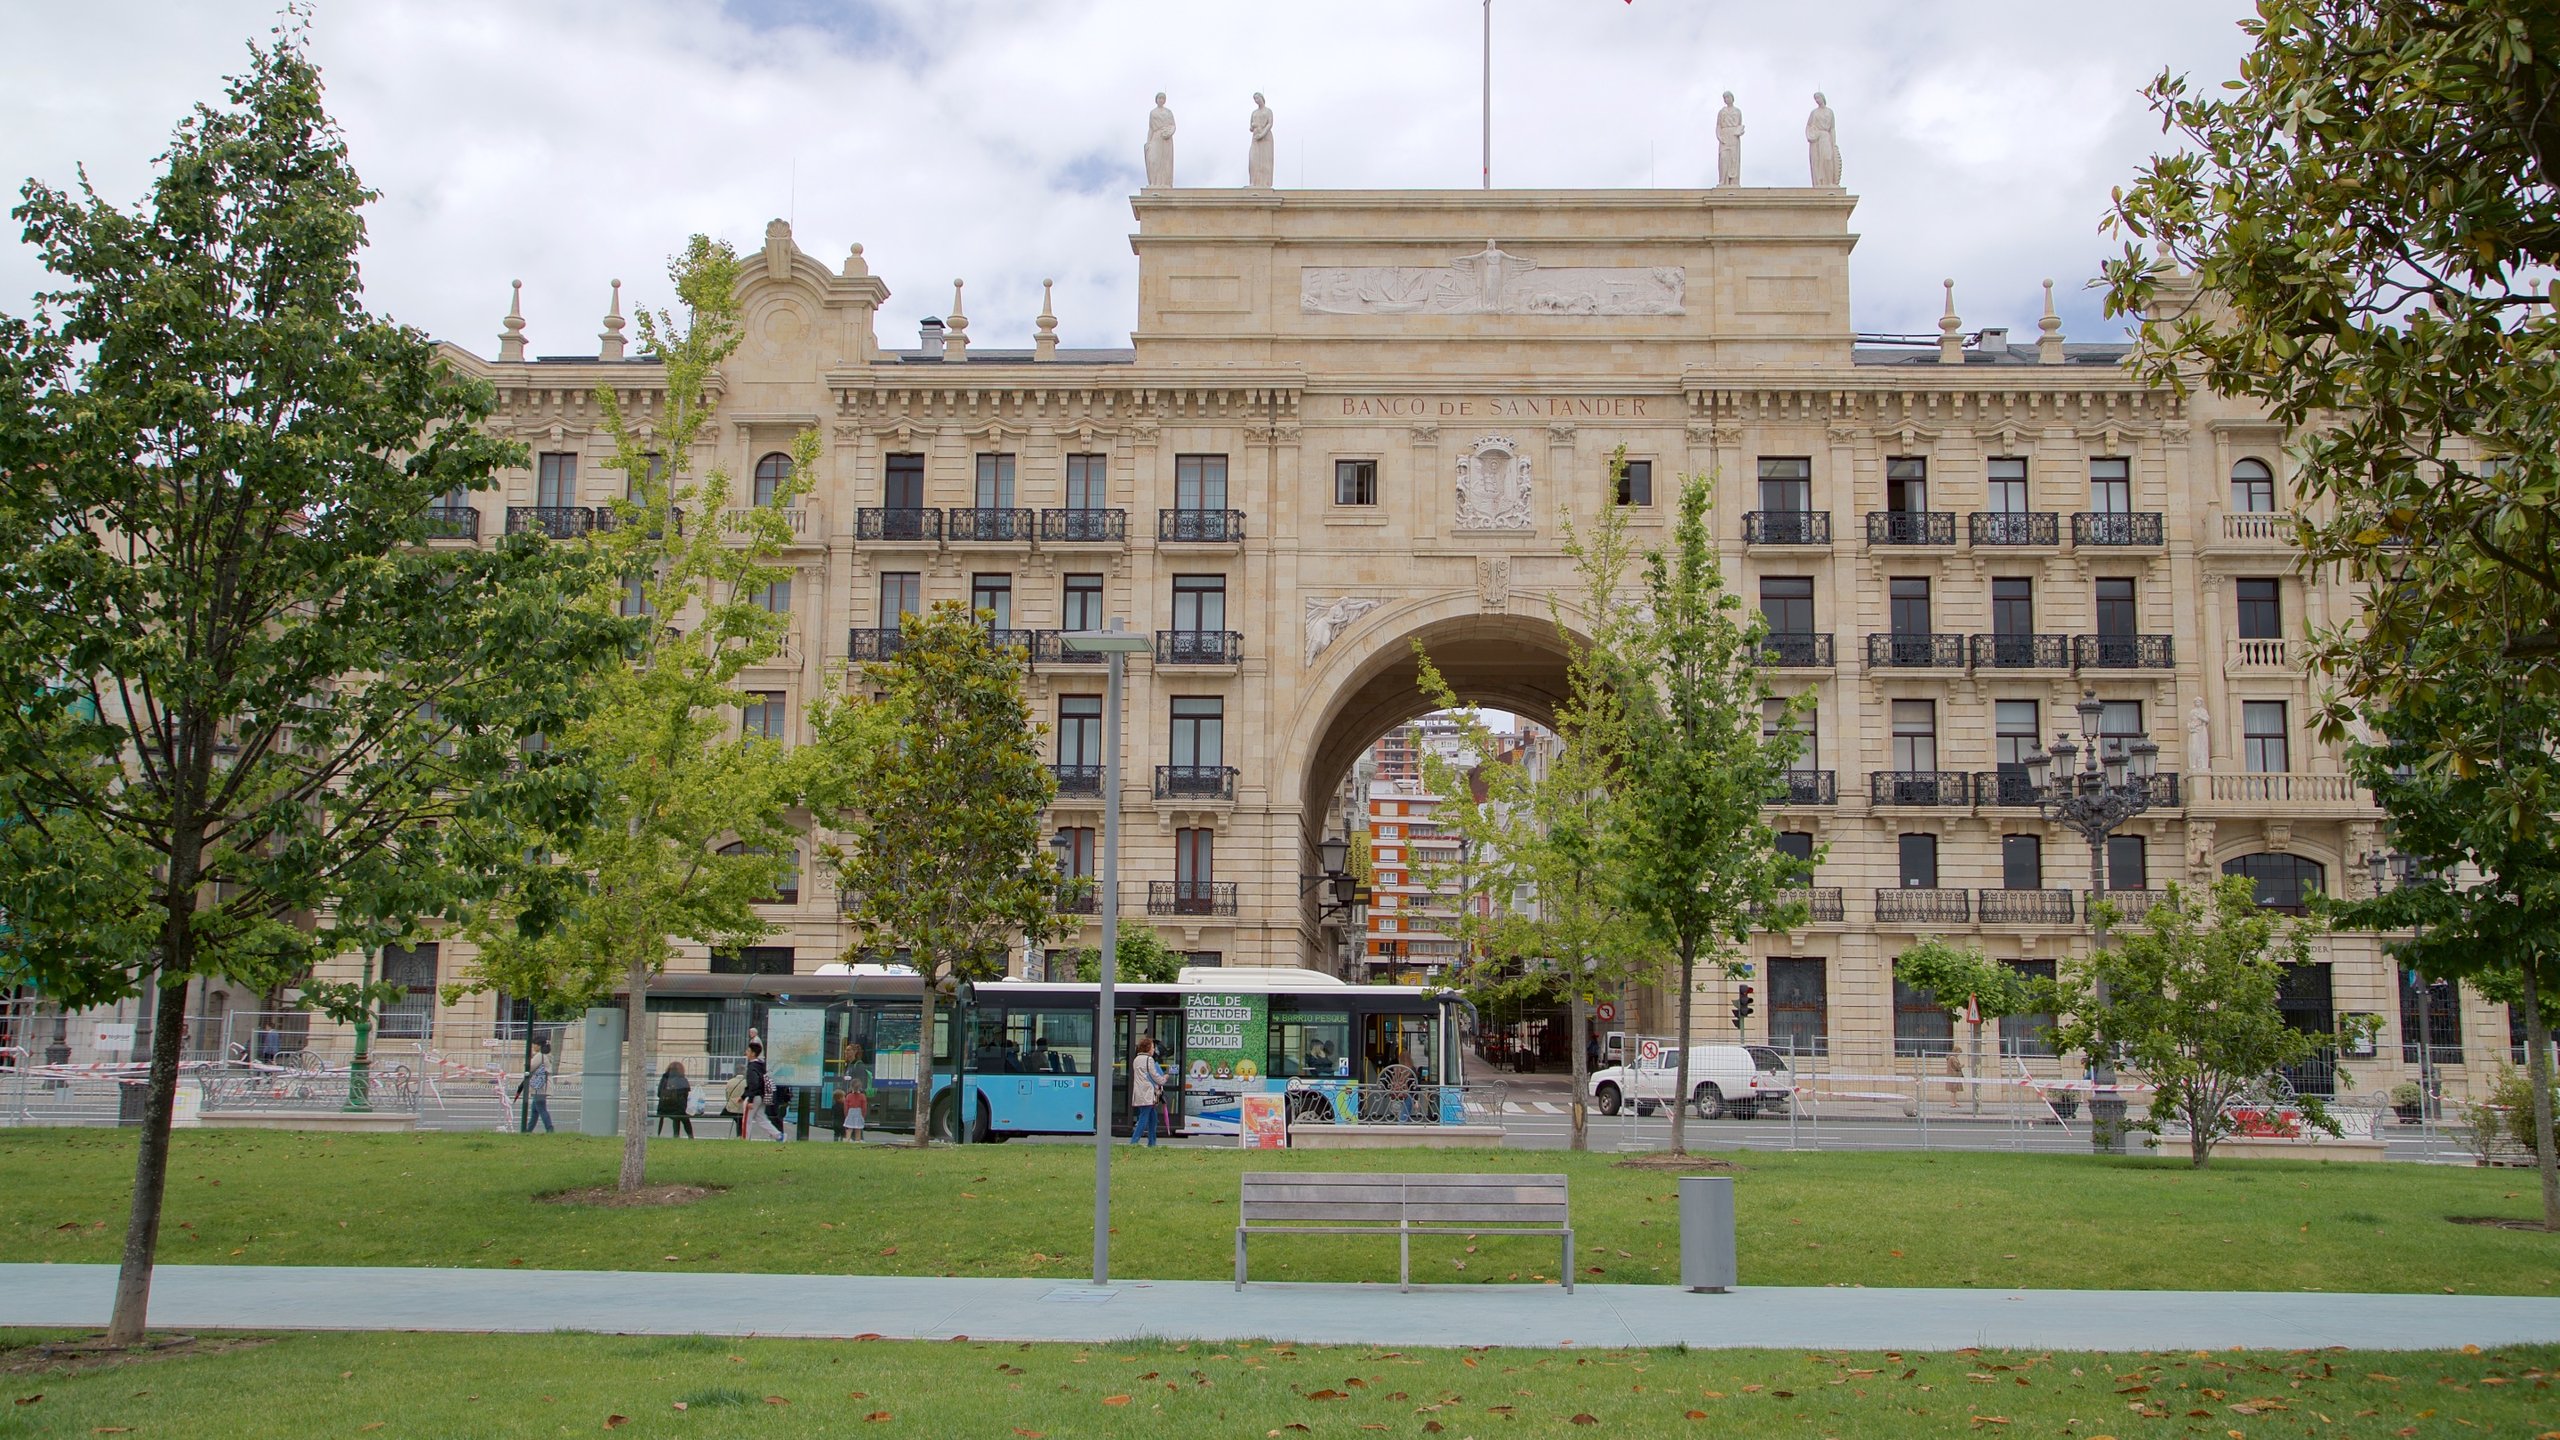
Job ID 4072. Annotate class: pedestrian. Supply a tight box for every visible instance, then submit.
[767,1080,795,1141]
[517,1039,554,1133]
[740,1040,770,1139]
[837,1041,870,1143]
[722,1063,749,1136]
[1129,1034,1167,1147]
[656,1061,693,1138]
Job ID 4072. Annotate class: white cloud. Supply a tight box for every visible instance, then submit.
[0,0,2256,354]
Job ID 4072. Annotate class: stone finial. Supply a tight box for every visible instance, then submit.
[763,218,794,281]
[498,279,526,362]
[1034,278,1059,361]
[2037,277,2066,365]
[943,278,969,361]
[598,279,626,361]
[842,242,869,278]
[1937,279,1964,364]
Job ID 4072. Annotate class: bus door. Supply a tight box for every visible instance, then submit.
[1112,1006,1186,1134]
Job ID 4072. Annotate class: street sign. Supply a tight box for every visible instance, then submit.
[91,1021,135,1052]
[1595,1002,1617,1023]
[1638,1038,1662,1064]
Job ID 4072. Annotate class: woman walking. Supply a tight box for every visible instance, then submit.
[739,1040,769,1139]
[1129,1035,1168,1147]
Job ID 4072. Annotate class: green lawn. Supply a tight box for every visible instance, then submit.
[0,1130,2551,1293]
[2,1330,2553,1439]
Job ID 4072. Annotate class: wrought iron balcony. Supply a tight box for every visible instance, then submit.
[1158,508,1246,543]
[1051,763,1104,798]
[1875,887,1971,924]
[2142,772,2182,807]
[1153,764,1239,801]
[1978,887,2076,924]
[1155,629,1243,665]
[1029,630,1109,665]
[855,507,943,542]
[1969,633,2071,670]
[1868,770,1971,807]
[1768,769,1838,805]
[2072,511,2165,546]
[2073,633,2175,670]
[593,505,681,537]
[1972,770,2039,807]
[1968,510,2058,546]
[981,627,1035,658]
[423,505,481,540]
[1055,881,1099,916]
[1743,510,1831,545]
[2085,888,2165,924]
[1040,507,1128,542]
[1866,510,1956,546]
[947,507,1035,542]
[1866,632,1967,669]
[1148,880,1239,916]
[505,506,600,539]
[1757,887,1845,923]
[847,627,907,661]
[1760,632,1835,668]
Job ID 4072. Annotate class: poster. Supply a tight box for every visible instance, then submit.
[1181,991,1269,1135]
[765,1006,827,1088]
[1238,1092,1287,1149]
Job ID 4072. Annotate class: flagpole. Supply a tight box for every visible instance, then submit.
[1481,0,1492,189]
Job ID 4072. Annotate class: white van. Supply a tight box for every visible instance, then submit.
[1590,1042,1794,1119]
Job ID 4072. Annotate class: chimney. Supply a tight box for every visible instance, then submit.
[1973,327,2008,355]
[917,316,945,358]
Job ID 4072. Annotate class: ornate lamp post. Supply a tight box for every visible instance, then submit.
[2021,689,2160,1155]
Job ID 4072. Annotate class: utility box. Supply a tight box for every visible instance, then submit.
[579,1006,623,1137]
[1679,1174,1737,1293]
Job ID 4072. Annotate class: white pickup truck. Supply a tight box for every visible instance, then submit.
[1590,1043,1795,1120]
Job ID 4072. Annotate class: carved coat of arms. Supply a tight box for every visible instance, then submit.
[1454,435,1534,531]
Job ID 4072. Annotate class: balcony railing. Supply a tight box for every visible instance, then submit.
[2227,637,2305,672]
[947,507,1036,542]
[1040,507,1128,543]
[1051,763,1105,798]
[1153,764,1239,801]
[1155,629,1243,665]
[2072,511,2165,546]
[1148,880,1239,917]
[719,506,809,540]
[1875,887,1971,924]
[593,505,681,537]
[2192,771,2367,805]
[1743,510,1831,545]
[2143,772,2182,807]
[1968,511,2058,546]
[1972,770,2039,807]
[1978,887,2075,924]
[2073,633,2175,670]
[855,507,943,542]
[505,506,599,539]
[1969,633,2071,670]
[847,627,907,661]
[1765,887,1846,923]
[1760,632,1835,668]
[981,626,1035,658]
[1866,510,1956,546]
[1866,632,1967,669]
[1055,883,1099,916]
[2219,510,2297,545]
[1769,769,1838,805]
[1868,771,1971,806]
[2086,888,2166,924]
[423,505,481,540]
[1158,508,1245,543]
[1030,630,1109,665]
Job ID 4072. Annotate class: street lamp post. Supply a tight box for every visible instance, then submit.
[1061,620,1152,1288]
[2022,689,2160,1155]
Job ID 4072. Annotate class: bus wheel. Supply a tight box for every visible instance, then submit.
[929,1093,960,1143]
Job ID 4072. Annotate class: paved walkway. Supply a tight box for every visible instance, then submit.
[7,1265,2557,1352]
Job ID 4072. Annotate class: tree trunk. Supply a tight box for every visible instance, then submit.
[912,983,937,1147]
[107,978,190,1344]
[1668,942,1696,1154]
[2523,958,2557,1230]
[1967,1016,1983,1118]
[1567,990,1589,1152]
[617,955,650,1192]
[2190,1101,2212,1169]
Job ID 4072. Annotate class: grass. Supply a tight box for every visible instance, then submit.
[0,1129,2552,1293]
[1,1329,2553,1439]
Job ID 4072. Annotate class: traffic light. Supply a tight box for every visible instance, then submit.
[1731,984,1755,1029]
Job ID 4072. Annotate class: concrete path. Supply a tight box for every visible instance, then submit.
[6,1265,2557,1352]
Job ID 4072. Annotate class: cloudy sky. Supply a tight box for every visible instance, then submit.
[0,0,2257,357]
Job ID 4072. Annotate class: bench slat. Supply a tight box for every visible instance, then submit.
[1402,1204,1569,1223]
[1242,1203,1406,1222]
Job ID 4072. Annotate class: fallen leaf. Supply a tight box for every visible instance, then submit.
[1308,1389,1348,1401]
[764,1395,789,1406]
[671,1402,687,1412]
[1424,1424,1445,1435]
[1011,1431,1045,1438]
[1571,1414,1600,1425]
[880,1246,898,1256]
[852,1333,883,1342]
[12,1396,38,1407]
[1102,1395,1132,1406]
[1685,1410,1709,1420]
[605,1417,628,1430]
[865,1411,893,1423]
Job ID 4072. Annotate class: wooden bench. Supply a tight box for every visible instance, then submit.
[1234,1171,1574,1292]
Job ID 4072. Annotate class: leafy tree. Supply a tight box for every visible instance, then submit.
[455,236,818,1192]
[1606,472,1811,1154]
[1067,926,1185,984]
[1892,939,2049,1116]
[0,26,622,1340]
[2052,877,2346,1168]
[816,601,1063,1145]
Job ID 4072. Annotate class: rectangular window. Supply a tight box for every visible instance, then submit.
[2399,975,2464,1066]
[742,691,787,741]
[1065,453,1108,510]
[1991,577,2034,637]
[1170,697,1224,768]
[2243,700,2290,772]
[1171,574,1227,632]
[745,578,790,614]
[1768,957,1827,1058]
[1335,459,1379,506]
[627,453,666,500]
[1614,459,1654,507]
[620,575,652,620]
[974,453,1016,509]
[2235,578,2281,640]
[1764,697,1816,769]
[884,453,925,509]
[1760,576,1814,635]
[1774,830,1815,867]
[2002,834,2044,890]
[878,572,920,628]
[1175,826,1214,886]
[2001,960,2058,1057]
[1893,968,1954,1056]
[1757,457,1812,512]
[536,453,578,508]
[2089,457,2132,514]
[1269,1008,1351,1079]
[1995,700,2039,794]
[377,943,438,1040]
[1898,832,1939,888]
[2094,577,2137,638]
[971,574,1013,630]
[1986,456,2029,514]
[2100,700,2144,747]
[1058,696,1103,767]
[709,946,793,976]
[1889,576,1932,635]
[2106,834,2148,891]
[1890,699,1936,772]
[1062,573,1104,632]
[1175,454,1229,511]
[1053,826,1096,880]
[1886,457,1928,513]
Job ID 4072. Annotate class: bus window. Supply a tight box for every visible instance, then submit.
[1363,1013,1437,1083]
[1002,1007,1094,1075]
[1271,1011,1351,1078]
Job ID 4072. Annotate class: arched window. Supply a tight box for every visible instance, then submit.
[753,452,793,507]
[2230,458,2276,513]
[717,841,799,904]
[2222,852,2323,914]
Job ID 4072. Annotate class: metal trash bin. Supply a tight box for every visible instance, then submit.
[1679,1175,1737,1293]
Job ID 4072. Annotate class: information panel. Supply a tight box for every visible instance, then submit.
[765,1007,827,1089]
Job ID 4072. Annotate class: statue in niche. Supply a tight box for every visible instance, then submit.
[1302,595,1380,665]
[1715,92,1744,186]
[2186,694,2213,779]
[1247,93,1275,188]
[1805,92,1842,187]
[1144,92,1177,187]
[1454,435,1535,531]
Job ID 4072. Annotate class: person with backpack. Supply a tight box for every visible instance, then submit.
[735,1040,768,1139]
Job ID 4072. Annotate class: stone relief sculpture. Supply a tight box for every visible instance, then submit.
[1302,595,1380,665]
[1247,93,1274,188]
[2185,818,2218,876]
[1454,435,1535,531]
[1144,92,1176,187]
[2186,694,2213,779]
[1301,241,1684,317]
[1477,557,1513,611]
[1806,92,1842,187]
[1715,92,1744,187]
